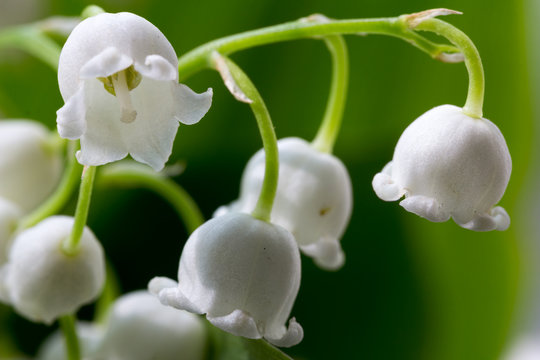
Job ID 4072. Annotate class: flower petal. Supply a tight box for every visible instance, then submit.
[56,85,87,140]
[124,78,211,170]
[400,195,450,222]
[372,162,405,201]
[265,318,304,348]
[76,79,128,166]
[148,276,204,314]
[300,237,345,271]
[173,84,213,125]
[79,46,133,79]
[207,309,262,339]
[457,206,510,232]
[135,55,177,81]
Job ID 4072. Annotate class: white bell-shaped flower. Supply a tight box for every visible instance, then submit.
[0,120,62,212]
[372,104,511,231]
[37,322,104,360]
[98,290,207,360]
[56,12,212,171]
[149,212,303,348]
[1,216,105,324]
[215,137,352,270]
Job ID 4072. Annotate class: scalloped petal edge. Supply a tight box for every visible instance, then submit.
[456,206,510,232]
[148,276,204,314]
[400,195,450,223]
[266,317,304,348]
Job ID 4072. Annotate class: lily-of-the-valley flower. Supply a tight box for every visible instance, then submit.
[98,291,207,360]
[0,120,62,212]
[149,212,303,347]
[37,322,104,360]
[372,104,511,231]
[0,216,105,324]
[215,137,352,270]
[56,12,212,171]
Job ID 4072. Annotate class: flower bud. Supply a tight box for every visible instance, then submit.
[57,12,212,171]
[2,216,105,323]
[215,137,352,270]
[0,120,62,212]
[99,291,207,360]
[372,105,511,231]
[149,212,303,347]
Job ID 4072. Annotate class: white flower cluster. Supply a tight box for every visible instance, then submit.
[0,6,515,359]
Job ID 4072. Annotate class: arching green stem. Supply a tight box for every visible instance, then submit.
[97,163,204,233]
[18,141,82,230]
[178,14,461,81]
[0,25,61,70]
[61,166,96,256]
[414,18,484,118]
[311,35,349,153]
[59,314,81,360]
[211,55,279,222]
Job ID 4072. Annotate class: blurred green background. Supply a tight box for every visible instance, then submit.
[0,0,537,359]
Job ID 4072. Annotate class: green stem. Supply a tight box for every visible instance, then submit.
[98,164,204,233]
[18,141,82,230]
[177,15,460,81]
[59,314,81,360]
[311,35,349,153]
[414,18,484,118]
[0,25,61,70]
[62,166,96,256]
[214,56,279,222]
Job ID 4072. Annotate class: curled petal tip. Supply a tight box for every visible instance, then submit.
[404,8,463,28]
[207,309,261,339]
[266,318,304,348]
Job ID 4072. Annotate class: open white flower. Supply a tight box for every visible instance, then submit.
[56,12,212,171]
[0,120,62,212]
[98,291,207,360]
[1,216,105,324]
[149,212,303,347]
[372,104,511,231]
[215,137,352,270]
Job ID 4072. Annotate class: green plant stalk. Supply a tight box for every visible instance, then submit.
[98,165,204,233]
[18,141,82,230]
[177,15,460,81]
[59,314,81,360]
[0,25,61,70]
[62,166,96,256]
[415,18,484,118]
[215,56,279,222]
[94,261,121,325]
[311,35,349,153]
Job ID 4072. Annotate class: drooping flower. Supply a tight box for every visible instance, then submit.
[0,120,62,212]
[98,291,207,360]
[56,12,212,171]
[215,137,352,270]
[1,216,105,324]
[372,104,512,231]
[37,322,104,360]
[149,212,303,347]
